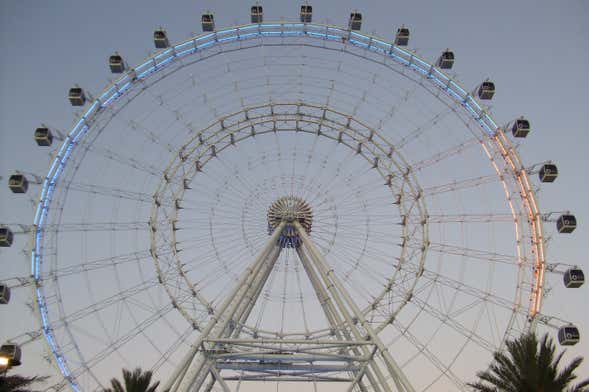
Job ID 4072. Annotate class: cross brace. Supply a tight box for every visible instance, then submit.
[163,221,415,392]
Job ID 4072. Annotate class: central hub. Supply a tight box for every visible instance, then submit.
[267,196,313,248]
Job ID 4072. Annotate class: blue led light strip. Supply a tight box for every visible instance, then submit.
[33,22,499,390]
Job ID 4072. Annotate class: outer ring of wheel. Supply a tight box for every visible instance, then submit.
[30,22,546,390]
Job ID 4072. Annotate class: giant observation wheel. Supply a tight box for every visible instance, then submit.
[0,7,584,392]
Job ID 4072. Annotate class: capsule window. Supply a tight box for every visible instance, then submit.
[557,214,577,234]
[511,118,530,138]
[68,87,86,106]
[202,14,215,32]
[0,284,10,304]
[300,5,312,23]
[0,344,21,366]
[109,54,125,73]
[35,127,53,147]
[564,268,585,288]
[0,227,14,247]
[437,50,454,69]
[8,174,28,194]
[558,326,580,346]
[395,27,410,46]
[539,163,557,183]
[154,30,169,49]
[478,81,495,100]
[251,5,263,23]
[349,13,362,31]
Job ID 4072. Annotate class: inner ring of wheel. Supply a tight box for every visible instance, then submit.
[149,102,429,336]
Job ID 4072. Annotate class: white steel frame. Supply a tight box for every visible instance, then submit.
[27,21,552,391]
[150,103,429,335]
[163,221,415,392]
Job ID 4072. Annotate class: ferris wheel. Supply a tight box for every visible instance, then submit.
[0,4,585,392]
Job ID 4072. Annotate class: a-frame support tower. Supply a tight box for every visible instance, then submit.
[164,197,415,392]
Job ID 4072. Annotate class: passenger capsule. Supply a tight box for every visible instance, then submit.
[300,5,312,23]
[8,174,28,194]
[68,87,86,106]
[557,214,577,234]
[34,127,53,146]
[348,12,362,31]
[202,13,215,32]
[251,5,263,23]
[0,284,10,305]
[563,268,584,288]
[154,29,170,49]
[511,117,530,138]
[437,50,454,69]
[109,53,125,73]
[539,163,558,183]
[0,344,22,367]
[477,80,495,100]
[395,26,410,46]
[0,227,13,247]
[558,325,580,346]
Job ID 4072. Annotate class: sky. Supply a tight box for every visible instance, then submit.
[1,0,588,391]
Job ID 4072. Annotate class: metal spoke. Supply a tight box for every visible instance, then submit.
[11,20,568,392]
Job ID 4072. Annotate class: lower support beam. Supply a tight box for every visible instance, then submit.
[294,221,416,392]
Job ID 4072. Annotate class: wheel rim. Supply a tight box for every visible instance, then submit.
[31,23,545,391]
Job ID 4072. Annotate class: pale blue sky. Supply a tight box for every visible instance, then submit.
[1,0,588,390]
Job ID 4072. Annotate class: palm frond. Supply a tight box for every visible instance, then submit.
[106,368,160,392]
[469,332,587,392]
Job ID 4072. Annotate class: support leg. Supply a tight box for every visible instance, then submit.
[297,247,375,392]
[163,222,286,392]
[294,221,415,392]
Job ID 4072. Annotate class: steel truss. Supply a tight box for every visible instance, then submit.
[23,20,566,392]
[164,221,415,392]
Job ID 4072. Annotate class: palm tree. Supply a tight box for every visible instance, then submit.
[104,368,160,392]
[0,375,48,392]
[469,332,589,392]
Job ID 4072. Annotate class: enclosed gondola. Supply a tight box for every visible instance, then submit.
[557,214,576,234]
[0,284,10,305]
[348,12,362,31]
[34,126,53,146]
[202,13,215,32]
[300,5,312,23]
[395,26,410,46]
[539,163,558,183]
[437,50,454,69]
[511,117,530,138]
[68,87,86,106]
[8,174,28,194]
[477,80,495,100]
[563,268,584,288]
[558,325,580,346]
[0,344,21,367]
[109,53,125,73]
[251,5,263,23]
[154,29,170,48]
[0,227,13,247]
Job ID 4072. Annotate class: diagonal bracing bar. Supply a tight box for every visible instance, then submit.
[164,218,416,392]
[163,222,286,392]
[293,221,416,392]
[296,247,381,392]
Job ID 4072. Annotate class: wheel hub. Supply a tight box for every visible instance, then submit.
[267,195,313,248]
